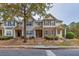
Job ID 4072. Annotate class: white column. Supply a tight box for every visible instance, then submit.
[13,30,16,38]
[42,29,44,38]
[56,28,57,36]
[34,30,36,38]
[2,29,4,36]
[60,30,62,37]
[64,28,66,38]
[22,29,24,36]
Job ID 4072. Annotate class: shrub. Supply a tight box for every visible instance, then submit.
[55,36,59,40]
[29,36,35,39]
[66,32,75,39]
[45,35,56,40]
[0,36,13,40]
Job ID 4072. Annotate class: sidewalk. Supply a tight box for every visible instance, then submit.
[0,45,79,49]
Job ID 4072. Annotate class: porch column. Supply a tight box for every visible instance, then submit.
[13,30,16,38]
[2,29,4,36]
[64,28,66,38]
[42,28,44,38]
[60,30,63,37]
[34,30,36,38]
[56,28,58,36]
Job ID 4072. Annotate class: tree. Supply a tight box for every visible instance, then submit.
[66,32,75,39]
[0,3,53,42]
[67,22,79,38]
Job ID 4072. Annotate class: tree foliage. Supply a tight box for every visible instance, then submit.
[66,32,75,39]
[66,22,79,38]
[0,3,53,42]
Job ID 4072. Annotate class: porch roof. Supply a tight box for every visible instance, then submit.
[14,26,22,30]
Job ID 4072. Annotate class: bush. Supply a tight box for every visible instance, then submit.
[45,35,54,40]
[55,36,59,40]
[66,32,75,39]
[0,36,13,40]
[28,36,35,39]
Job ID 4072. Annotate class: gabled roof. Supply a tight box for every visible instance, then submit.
[43,13,63,22]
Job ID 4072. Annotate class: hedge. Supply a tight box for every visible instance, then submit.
[45,35,59,40]
[0,36,13,40]
[66,32,75,39]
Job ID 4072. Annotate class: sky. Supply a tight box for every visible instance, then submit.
[50,3,79,25]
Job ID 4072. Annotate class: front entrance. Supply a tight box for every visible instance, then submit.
[15,30,22,37]
[36,30,42,38]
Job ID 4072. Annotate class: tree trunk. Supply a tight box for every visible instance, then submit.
[23,19,27,43]
[23,4,27,43]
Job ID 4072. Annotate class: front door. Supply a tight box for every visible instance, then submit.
[15,30,22,37]
[36,30,42,38]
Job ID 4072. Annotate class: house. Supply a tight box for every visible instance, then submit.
[0,14,65,39]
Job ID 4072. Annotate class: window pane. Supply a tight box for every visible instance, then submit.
[6,31,12,36]
[26,31,33,35]
[26,22,32,26]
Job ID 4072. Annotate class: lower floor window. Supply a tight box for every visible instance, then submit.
[58,30,60,34]
[6,31,12,36]
[44,31,48,34]
[26,31,34,35]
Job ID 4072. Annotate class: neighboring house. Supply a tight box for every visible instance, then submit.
[0,14,65,38]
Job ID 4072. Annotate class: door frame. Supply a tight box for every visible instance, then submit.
[35,29,42,38]
[15,29,22,37]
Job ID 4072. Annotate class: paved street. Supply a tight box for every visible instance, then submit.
[0,48,79,56]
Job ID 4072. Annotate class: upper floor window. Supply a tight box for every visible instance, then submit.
[26,22,32,26]
[4,21,15,26]
[44,20,55,26]
[44,20,50,25]
[51,21,55,25]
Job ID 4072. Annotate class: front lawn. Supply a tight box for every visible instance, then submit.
[43,39,79,46]
[0,38,79,46]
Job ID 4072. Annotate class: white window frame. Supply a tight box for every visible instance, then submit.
[5,30,13,36]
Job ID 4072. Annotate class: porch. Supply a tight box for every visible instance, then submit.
[43,27,63,38]
[14,26,22,38]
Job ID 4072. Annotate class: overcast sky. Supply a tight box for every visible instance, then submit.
[50,3,79,25]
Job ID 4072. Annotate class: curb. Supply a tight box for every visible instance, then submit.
[0,45,79,49]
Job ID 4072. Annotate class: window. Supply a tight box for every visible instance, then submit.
[6,31,12,36]
[4,21,15,26]
[52,31,54,34]
[26,22,32,26]
[26,31,34,35]
[51,21,55,25]
[11,21,15,26]
[44,31,48,35]
[4,22,8,26]
[58,30,60,34]
[6,27,13,29]
[44,20,50,25]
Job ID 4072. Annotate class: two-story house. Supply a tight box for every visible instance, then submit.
[0,14,65,39]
